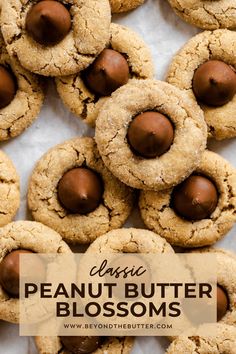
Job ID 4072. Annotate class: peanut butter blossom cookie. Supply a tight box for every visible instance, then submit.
[35,336,134,354]
[0,151,20,226]
[109,0,144,13]
[139,150,236,248]
[28,137,134,244]
[56,23,154,126]
[166,323,236,354]
[95,79,207,191]
[0,221,71,323]
[1,0,111,76]
[191,248,236,326]
[167,29,236,140]
[167,0,236,30]
[86,228,174,254]
[0,32,44,140]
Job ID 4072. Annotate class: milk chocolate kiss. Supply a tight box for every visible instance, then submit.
[0,250,45,297]
[26,0,71,46]
[127,111,174,158]
[193,60,236,106]
[0,65,17,109]
[58,168,104,214]
[60,336,102,354]
[83,48,130,96]
[217,285,229,321]
[172,175,218,221]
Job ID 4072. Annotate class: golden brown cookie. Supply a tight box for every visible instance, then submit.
[167,0,236,30]
[167,29,236,140]
[28,137,134,244]
[110,0,144,13]
[0,150,20,226]
[0,221,72,323]
[56,23,154,126]
[139,150,236,248]
[1,0,111,76]
[190,248,236,326]
[86,228,174,254]
[95,79,207,191]
[35,336,134,354]
[0,32,44,140]
[166,323,236,354]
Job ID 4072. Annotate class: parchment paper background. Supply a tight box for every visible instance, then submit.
[0,0,235,353]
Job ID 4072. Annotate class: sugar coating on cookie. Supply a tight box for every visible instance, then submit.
[167,29,236,140]
[109,0,144,13]
[167,0,236,30]
[35,336,134,354]
[0,33,44,140]
[95,79,207,191]
[56,23,154,126]
[28,137,134,244]
[166,323,236,353]
[139,150,236,248]
[0,221,71,323]
[86,228,174,254]
[1,0,111,76]
[0,150,20,226]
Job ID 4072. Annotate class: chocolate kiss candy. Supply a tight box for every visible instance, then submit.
[0,65,17,109]
[127,111,174,158]
[172,174,218,221]
[0,249,45,297]
[217,285,229,321]
[26,0,71,46]
[60,336,102,354]
[193,60,236,106]
[58,168,104,214]
[84,48,130,96]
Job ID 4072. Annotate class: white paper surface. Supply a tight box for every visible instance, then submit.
[0,0,236,353]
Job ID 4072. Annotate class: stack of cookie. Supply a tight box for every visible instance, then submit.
[0,0,235,354]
